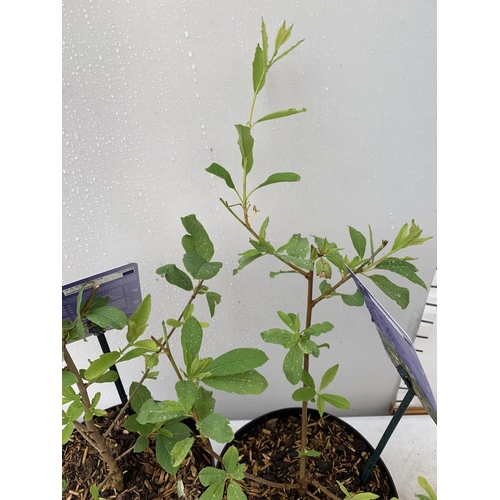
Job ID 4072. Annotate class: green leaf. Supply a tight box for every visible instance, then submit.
[129,382,153,413]
[199,479,226,500]
[283,345,303,385]
[348,226,367,259]
[273,38,305,65]
[227,480,247,500]
[274,20,293,53]
[84,352,120,381]
[203,370,268,395]
[299,449,321,458]
[156,264,193,292]
[291,387,316,402]
[134,339,158,351]
[206,291,221,318]
[252,44,266,93]
[222,445,239,473]
[350,494,380,500]
[183,253,222,280]
[299,338,320,357]
[285,234,309,258]
[206,162,236,189]
[341,289,365,307]
[277,310,298,331]
[197,413,234,443]
[261,17,269,65]
[90,484,99,500]
[181,316,203,369]
[235,124,254,174]
[176,380,198,413]
[94,370,118,383]
[303,322,334,336]
[155,421,192,475]
[171,437,195,467]
[255,108,307,125]
[62,423,74,444]
[133,435,150,453]
[391,220,432,251]
[321,393,350,411]
[137,398,187,424]
[117,347,147,363]
[367,274,410,309]
[280,254,314,271]
[123,414,154,435]
[206,348,268,377]
[375,258,427,289]
[254,172,301,192]
[320,365,339,391]
[261,328,293,346]
[199,467,228,487]
[194,386,215,421]
[180,214,215,261]
[233,248,264,275]
[301,370,316,389]
[62,369,77,388]
[126,294,152,344]
[86,306,127,331]
[417,476,437,500]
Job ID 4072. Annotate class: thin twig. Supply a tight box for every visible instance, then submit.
[311,480,342,500]
[244,472,301,490]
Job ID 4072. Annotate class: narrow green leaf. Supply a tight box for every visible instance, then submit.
[316,394,325,416]
[129,382,153,413]
[166,318,183,328]
[252,44,266,93]
[367,274,410,309]
[203,370,268,395]
[156,264,193,292]
[255,108,307,125]
[87,306,127,331]
[197,413,234,443]
[321,393,350,411]
[254,172,301,191]
[84,351,120,381]
[235,124,254,174]
[348,226,367,259]
[375,258,427,289]
[181,214,215,261]
[94,370,118,383]
[277,310,298,330]
[181,316,203,368]
[291,387,316,402]
[273,38,305,64]
[134,339,158,351]
[261,17,268,66]
[319,364,339,391]
[283,344,303,385]
[206,162,235,190]
[417,476,437,500]
[117,347,147,363]
[206,348,268,377]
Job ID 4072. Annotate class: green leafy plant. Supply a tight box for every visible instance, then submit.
[206,18,432,498]
[62,285,153,493]
[337,480,380,499]
[415,475,437,500]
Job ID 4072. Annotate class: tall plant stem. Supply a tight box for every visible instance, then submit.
[299,270,314,485]
[63,341,125,492]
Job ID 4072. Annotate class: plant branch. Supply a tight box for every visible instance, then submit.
[310,480,342,500]
[152,335,184,381]
[167,280,205,340]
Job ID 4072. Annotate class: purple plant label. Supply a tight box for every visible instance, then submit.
[347,267,437,424]
[62,263,142,338]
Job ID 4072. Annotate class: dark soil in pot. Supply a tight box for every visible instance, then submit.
[221,407,398,500]
[62,405,213,500]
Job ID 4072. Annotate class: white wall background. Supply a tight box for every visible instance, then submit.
[62,0,436,420]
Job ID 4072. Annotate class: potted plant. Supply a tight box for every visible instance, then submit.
[62,215,271,499]
[204,19,433,499]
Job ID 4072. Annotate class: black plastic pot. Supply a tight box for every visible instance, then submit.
[219,407,398,499]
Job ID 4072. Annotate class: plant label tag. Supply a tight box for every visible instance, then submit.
[62,263,142,339]
[347,267,437,424]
